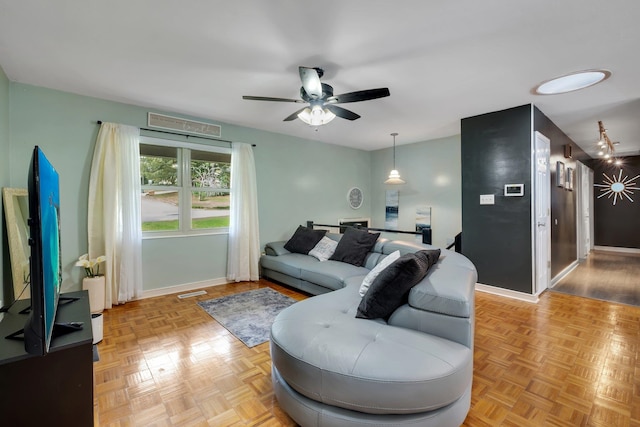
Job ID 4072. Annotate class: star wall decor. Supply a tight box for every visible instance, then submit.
[594,169,640,205]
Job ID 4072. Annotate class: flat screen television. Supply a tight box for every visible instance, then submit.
[23,146,62,355]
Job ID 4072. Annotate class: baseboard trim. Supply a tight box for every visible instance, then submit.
[141,277,229,299]
[475,283,539,303]
[550,260,579,287]
[594,245,640,254]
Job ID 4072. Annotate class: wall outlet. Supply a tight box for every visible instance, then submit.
[480,194,495,205]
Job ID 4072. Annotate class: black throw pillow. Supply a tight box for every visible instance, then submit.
[283,226,327,254]
[329,227,380,267]
[356,249,441,320]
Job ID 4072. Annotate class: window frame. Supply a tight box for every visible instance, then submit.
[140,136,231,239]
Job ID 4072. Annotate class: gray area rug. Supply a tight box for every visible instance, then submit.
[197,288,297,348]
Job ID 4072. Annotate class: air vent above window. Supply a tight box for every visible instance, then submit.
[148,112,221,138]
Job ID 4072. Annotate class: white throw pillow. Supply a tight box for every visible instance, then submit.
[359,250,401,297]
[308,236,339,262]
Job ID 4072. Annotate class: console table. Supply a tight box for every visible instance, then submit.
[0,290,94,426]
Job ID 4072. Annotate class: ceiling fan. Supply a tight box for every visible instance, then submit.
[242,66,390,126]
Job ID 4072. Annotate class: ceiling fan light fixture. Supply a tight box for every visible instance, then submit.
[534,69,611,95]
[297,105,336,126]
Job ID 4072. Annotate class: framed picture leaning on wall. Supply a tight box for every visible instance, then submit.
[556,161,565,188]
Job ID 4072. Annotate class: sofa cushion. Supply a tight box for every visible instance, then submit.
[261,252,369,292]
[329,228,380,267]
[359,250,401,297]
[260,253,322,279]
[271,286,473,415]
[284,226,327,254]
[308,236,338,262]
[300,261,370,291]
[356,249,440,319]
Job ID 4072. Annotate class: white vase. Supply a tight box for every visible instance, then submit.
[82,276,105,314]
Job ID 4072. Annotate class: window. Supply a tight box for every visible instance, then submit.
[140,137,231,235]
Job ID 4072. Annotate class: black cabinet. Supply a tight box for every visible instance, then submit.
[0,291,94,426]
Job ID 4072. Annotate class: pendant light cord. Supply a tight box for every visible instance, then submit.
[391,132,398,168]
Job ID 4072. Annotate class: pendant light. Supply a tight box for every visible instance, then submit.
[385,132,405,184]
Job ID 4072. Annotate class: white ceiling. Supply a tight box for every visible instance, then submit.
[1,0,639,156]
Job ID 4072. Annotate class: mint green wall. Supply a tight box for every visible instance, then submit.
[370,135,462,248]
[1,65,10,303]
[251,131,372,243]
[0,65,9,183]
[8,83,372,292]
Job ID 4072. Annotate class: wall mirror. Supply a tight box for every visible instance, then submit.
[2,188,30,300]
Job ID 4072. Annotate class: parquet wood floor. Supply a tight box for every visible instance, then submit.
[94,280,640,426]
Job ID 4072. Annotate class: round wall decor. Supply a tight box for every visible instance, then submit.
[347,187,363,209]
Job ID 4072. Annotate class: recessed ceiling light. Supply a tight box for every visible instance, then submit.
[534,69,611,95]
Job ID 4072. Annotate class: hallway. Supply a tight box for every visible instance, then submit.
[551,250,640,306]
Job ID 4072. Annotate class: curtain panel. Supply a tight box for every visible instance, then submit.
[88,122,143,307]
[227,142,260,282]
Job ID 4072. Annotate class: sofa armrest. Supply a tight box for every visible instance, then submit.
[265,241,291,256]
[407,251,477,318]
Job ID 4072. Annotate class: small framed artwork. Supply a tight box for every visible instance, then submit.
[384,190,399,229]
[556,161,565,188]
[566,167,574,191]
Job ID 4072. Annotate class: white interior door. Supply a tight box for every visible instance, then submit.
[534,132,551,294]
[577,162,592,259]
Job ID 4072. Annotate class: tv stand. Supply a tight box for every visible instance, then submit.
[59,295,80,305]
[0,290,94,426]
[53,321,84,337]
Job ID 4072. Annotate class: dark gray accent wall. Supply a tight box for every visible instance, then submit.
[533,107,589,277]
[589,155,640,248]
[461,105,533,293]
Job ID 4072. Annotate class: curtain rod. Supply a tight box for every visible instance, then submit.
[96,121,256,147]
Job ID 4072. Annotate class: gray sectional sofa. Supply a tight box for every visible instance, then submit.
[260,232,477,427]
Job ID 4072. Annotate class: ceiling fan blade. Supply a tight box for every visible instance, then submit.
[283,107,308,122]
[299,66,323,99]
[326,88,390,104]
[243,95,304,103]
[325,105,361,121]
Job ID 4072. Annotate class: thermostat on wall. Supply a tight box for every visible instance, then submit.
[504,184,524,197]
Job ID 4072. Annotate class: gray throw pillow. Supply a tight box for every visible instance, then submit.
[284,226,327,254]
[309,236,339,261]
[359,250,401,297]
[356,249,441,320]
[329,227,380,267]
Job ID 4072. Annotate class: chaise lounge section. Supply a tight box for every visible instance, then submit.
[260,228,477,426]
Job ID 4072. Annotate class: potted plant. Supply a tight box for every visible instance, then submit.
[76,254,106,313]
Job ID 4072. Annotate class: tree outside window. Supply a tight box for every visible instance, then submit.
[140,140,230,234]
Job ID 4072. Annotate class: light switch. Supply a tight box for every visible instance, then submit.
[480,194,495,205]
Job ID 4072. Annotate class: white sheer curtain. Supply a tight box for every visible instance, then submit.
[227,142,260,282]
[88,122,143,307]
